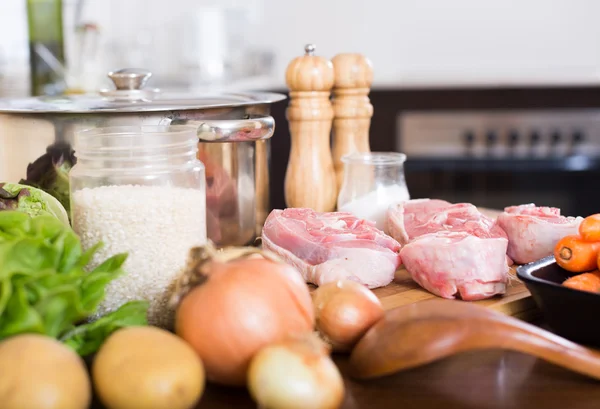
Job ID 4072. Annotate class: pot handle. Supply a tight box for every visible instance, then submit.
[171,115,275,142]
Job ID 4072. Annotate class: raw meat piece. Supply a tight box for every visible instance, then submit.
[497,203,583,264]
[386,199,508,245]
[261,208,402,288]
[386,199,450,244]
[387,198,510,300]
[400,232,509,300]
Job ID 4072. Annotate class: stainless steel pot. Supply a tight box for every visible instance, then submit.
[0,68,286,246]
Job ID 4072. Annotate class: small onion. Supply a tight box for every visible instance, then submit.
[173,244,315,386]
[247,333,345,409]
[312,280,384,352]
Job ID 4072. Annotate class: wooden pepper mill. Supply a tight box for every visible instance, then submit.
[284,44,337,212]
[331,53,374,193]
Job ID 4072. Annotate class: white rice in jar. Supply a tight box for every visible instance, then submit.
[72,184,207,328]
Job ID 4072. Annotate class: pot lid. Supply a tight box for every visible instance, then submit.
[0,68,286,114]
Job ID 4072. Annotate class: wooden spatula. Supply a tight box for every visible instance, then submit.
[349,298,600,380]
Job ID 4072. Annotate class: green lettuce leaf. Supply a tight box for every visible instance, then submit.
[0,183,69,226]
[19,141,77,216]
[60,301,149,356]
[0,211,147,355]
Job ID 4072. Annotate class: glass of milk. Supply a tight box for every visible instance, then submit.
[337,152,410,232]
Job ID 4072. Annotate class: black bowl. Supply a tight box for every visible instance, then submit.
[517,256,600,347]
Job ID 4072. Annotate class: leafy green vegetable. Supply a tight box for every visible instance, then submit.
[61,300,149,356]
[20,142,77,216]
[0,183,69,226]
[0,211,148,355]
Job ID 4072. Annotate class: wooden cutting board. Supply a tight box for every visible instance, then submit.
[370,267,539,322]
[372,207,539,322]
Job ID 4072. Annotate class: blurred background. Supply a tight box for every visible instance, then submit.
[2,0,600,95]
[1,0,600,215]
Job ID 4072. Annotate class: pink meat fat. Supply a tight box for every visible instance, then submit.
[387,199,507,245]
[497,203,583,264]
[399,232,508,301]
[261,208,402,289]
[264,208,400,265]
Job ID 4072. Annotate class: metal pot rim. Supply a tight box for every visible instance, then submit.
[0,91,287,114]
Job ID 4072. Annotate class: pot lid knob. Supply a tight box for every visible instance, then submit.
[331,53,374,89]
[285,44,334,92]
[108,68,152,90]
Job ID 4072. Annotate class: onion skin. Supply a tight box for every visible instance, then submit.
[247,334,345,409]
[312,280,384,352]
[175,257,315,386]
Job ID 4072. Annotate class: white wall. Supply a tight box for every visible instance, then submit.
[1,0,600,94]
[257,0,600,87]
[0,0,29,96]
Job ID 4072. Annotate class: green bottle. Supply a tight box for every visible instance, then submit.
[26,0,66,96]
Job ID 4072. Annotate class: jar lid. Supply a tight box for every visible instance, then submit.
[0,68,286,114]
[341,152,407,165]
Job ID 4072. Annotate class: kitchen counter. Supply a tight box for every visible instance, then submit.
[196,344,600,409]
[88,320,600,409]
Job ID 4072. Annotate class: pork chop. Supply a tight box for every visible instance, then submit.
[400,231,508,300]
[387,198,510,301]
[496,203,583,264]
[261,208,402,289]
[387,199,508,245]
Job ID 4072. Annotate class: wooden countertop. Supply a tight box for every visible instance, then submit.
[195,337,600,409]
[88,321,600,409]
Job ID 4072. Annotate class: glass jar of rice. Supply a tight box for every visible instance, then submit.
[69,126,207,328]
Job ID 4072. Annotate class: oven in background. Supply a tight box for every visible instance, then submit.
[397,109,600,217]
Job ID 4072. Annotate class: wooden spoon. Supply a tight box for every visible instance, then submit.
[349,298,600,380]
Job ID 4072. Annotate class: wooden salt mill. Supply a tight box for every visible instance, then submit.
[331,53,374,193]
[284,44,337,212]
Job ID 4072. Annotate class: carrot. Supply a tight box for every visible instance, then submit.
[554,234,600,273]
[579,214,600,241]
[563,270,600,293]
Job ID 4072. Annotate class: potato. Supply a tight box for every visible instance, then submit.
[0,334,91,409]
[93,326,205,409]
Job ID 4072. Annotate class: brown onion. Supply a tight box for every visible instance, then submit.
[247,333,345,409]
[173,243,315,386]
[312,280,384,352]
